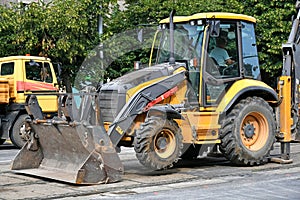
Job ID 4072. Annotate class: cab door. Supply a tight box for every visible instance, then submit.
[23,60,58,113]
[201,20,261,108]
[202,21,242,107]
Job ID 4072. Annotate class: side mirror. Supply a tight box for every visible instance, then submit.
[137,29,143,42]
[53,63,62,77]
[53,62,62,84]
[209,20,220,37]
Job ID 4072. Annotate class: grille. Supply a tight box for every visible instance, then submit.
[99,89,125,122]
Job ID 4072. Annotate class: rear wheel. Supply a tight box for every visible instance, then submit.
[134,116,183,170]
[219,97,275,165]
[10,114,31,148]
[291,109,300,141]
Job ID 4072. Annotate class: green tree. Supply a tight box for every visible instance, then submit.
[246,0,294,83]
[0,0,296,87]
[0,0,116,91]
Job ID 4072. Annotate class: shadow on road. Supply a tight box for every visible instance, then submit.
[0,144,19,150]
[127,156,232,177]
[176,156,230,168]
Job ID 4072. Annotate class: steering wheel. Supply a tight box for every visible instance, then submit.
[222,62,237,75]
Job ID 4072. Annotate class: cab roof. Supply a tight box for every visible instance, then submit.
[160,12,256,24]
[0,56,51,62]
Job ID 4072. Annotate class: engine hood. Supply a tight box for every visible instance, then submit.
[98,63,187,123]
[100,63,175,94]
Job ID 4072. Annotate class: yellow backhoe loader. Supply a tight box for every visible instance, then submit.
[11,2,300,184]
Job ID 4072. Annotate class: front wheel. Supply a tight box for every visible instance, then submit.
[10,114,31,148]
[219,97,276,165]
[134,116,183,170]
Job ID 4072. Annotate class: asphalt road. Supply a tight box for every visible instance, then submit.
[0,142,18,165]
[1,142,300,200]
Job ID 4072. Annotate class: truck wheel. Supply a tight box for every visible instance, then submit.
[10,114,31,148]
[219,97,275,165]
[134,116,183,170]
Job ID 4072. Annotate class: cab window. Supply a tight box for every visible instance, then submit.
[204,22,239,105]
[25,61,53,83]
[241,21,260,79]
[207,23,239,78]
[1,62,14,75]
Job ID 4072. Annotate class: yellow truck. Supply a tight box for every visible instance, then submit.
[0,55,59,148]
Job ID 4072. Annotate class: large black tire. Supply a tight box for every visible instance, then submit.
[134,116,183,170]
[10,114,31,148]
[291,108,300,141]
[219,97,276,165]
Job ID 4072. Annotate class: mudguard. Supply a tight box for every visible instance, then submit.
[147,104,184,120]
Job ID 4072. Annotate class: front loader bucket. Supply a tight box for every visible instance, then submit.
[11,93,124,184]
[12,122,123,184]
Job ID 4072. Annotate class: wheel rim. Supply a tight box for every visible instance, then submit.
[14,124,30,147]
[240,112,269,151]
[154,128,176,159]
[19,124,30,141]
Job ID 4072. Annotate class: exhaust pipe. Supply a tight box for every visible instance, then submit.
[169,10,176,65]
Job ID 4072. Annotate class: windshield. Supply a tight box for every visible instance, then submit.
[155,23,204,64]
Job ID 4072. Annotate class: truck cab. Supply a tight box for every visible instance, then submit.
[153,13,269,108]
[0,55,59,148]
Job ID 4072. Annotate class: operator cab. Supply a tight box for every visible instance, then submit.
[153,13,260,107]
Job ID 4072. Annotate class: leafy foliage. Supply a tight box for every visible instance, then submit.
[0,0,297,87]
[0,0,115,91]
[226,1,293,80]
